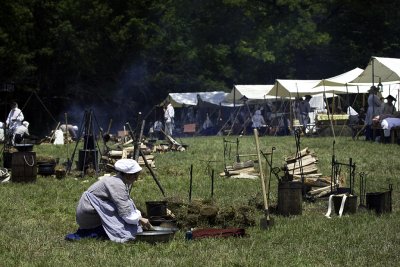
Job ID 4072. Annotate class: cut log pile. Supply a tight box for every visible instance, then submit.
[284,147,341,198]
[219,160,259,179]
[103,143,156,168]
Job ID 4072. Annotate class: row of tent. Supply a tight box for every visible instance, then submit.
[160,56,400,110]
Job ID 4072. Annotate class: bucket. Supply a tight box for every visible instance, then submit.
[336,187,351,194]
[277,181,303,216]
[11,152,37,183]
[366,191,392,214]
[332,195,357,215]
[146,201,168,217]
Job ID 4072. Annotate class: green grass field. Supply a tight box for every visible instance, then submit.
[0,135,399,267]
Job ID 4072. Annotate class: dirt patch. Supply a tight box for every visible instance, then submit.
[160,196,259,229]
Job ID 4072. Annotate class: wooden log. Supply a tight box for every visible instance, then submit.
[109,150,123,157]
[308,184,337,195]
[289,165,318,175]
[316,189,331,198]
[302,178,331,187]
[285,147,310,162]
[293,173,323,179]
[286,155,316,170]
[233,160,254,170]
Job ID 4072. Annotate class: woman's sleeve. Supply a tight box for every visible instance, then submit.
[122,207,142,225]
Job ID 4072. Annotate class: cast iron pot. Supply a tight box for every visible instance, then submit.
[37,162,56,176]
[14,144,34,152]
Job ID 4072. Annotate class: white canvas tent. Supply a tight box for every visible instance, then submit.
[315,68,364,87]
[267,79,322,98]
[223,85,275,105]
[314,66,400,110]
[313,68,371,94]
[350,56,400,84]
[160,91,229,107]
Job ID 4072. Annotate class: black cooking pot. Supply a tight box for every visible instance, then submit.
[149,216,177,227]
[37,162,56,176]
[14,144,34,152]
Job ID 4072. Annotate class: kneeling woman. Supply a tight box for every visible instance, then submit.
[66,159,152,242]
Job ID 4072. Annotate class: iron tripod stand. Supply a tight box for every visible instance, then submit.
[67,109,106,178]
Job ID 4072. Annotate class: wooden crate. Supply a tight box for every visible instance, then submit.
[183,124,196,134]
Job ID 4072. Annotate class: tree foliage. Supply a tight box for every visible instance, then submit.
[0,0,399,120]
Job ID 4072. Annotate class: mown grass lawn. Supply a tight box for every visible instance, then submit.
[0,135,399,267]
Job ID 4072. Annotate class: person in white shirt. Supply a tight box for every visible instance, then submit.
[13,121,29,144]
[251,110,266,130]
[60,124,79,140]
[6,102,24,135]
[164,101,175,136]
[66,159,152,242]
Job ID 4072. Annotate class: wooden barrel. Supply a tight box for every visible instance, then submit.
[277,181,303,216]
[11,152,37,183]
[3,151,13,169]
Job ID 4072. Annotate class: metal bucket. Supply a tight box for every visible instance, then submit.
[333,195,357,215]
[277,181,303,216]
[366,191,392,214]
[11,152,37,183]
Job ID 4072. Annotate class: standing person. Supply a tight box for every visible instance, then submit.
[13,121,29,144]
[381,95,396,115]
[6,102,24,135]
[365,86,382,141]
[298,95,312,132]
[65,159,152,242]
[251,110,266,131]
[153,118,163,140]
[164,101,175,136]
[60,124,79,141]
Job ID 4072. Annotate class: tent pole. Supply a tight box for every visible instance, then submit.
[323,81,336,141]
[372,58,375,86]
[233,85,236,108]
[275,81,279,131]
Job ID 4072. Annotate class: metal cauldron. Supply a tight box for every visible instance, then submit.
[14,144,34,152]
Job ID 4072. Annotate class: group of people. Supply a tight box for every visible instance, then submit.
[0,102,30,145]
[53,124,79,145]
[293,95,313,132]
[365,86,399,142]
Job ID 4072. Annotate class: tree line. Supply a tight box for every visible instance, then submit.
[1,0,400,125]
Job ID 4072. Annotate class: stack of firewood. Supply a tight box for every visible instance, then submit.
[103,143,156,169]
[285,147,338,197]
[219,160,259,179]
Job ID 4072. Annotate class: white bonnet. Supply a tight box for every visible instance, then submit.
[114,159,142,174]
